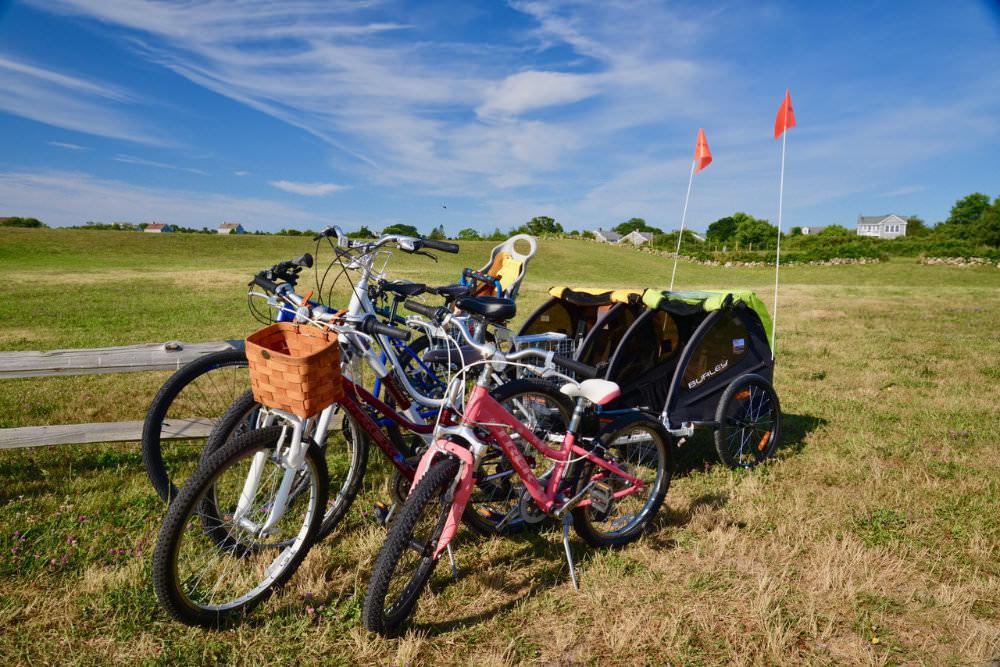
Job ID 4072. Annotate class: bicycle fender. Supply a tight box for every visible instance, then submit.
[410,439,474,560]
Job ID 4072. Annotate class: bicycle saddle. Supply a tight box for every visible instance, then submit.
[421,345,484,366]
[383,281,427,298]
[454,295,516,322]
[427,283,472,300]
[560,379,621,406]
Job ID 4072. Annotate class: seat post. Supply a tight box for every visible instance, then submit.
[566,397,588,436]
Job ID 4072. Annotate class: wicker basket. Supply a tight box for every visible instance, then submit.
[245,322,342,417]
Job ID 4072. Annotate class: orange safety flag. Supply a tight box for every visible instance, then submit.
[694,128,712,173]
[774,88,796,139]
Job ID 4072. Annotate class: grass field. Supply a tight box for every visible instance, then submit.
[1,227,999,665]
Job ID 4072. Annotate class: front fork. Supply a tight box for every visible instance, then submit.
[234,406,323,537]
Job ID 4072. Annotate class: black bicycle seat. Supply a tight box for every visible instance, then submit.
[454,296,516,322]
[428,283,472,300]
[383,281,427,298]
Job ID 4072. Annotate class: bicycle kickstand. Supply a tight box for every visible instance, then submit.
[562,514,579,590]
[446,545,458,581]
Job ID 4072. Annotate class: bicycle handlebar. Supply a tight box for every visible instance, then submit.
[251,274,280,293]
[403,299,448,322]
[420,238,459,253]
[314,225,459,257]
[548,354,598,379]
[360,314,411,341]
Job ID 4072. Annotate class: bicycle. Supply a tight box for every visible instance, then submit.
[151,263,570,626]
[361,299,672,636]
[141,228,504,503]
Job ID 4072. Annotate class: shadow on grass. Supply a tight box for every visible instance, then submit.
[411,547,566,636]
[671,411,825,478]
[403,485,732,636]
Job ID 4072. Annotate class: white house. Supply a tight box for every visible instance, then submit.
[592,228,622,243]
[857,214,907,239]
[144,223,174,233]
[801,226,826,235]
[619,230,654,246]
[217,223,245,234]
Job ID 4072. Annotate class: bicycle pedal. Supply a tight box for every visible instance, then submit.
[589,481,614,518]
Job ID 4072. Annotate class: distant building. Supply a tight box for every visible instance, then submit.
[619,230,654,246]
[800,226,826,235]
[144,223,174,233]
[217,223,245,234]
[857,214,907,239]
[592,228,622,243]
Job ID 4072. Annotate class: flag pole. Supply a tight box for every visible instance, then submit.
[669,158,696,292]
[771,107,788,360]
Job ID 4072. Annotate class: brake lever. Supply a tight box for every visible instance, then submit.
[414,250,438,262]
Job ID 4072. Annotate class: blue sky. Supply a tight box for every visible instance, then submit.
[0,0,998,234]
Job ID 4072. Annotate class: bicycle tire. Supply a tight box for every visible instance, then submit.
[713,374,781,469]
[362,457,459,636]
[152,425,328,627]
[571,412,671,548]
[142,347,248,503]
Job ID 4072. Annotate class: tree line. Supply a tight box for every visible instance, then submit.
[5,192,996,251]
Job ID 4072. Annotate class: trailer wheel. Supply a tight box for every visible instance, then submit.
[713,374,781,469]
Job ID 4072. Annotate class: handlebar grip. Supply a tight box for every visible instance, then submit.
[403,299,441,319]
[361,315,411,341]
[551,354,598,380]
[420,238,459,253]
[251,275,280,293]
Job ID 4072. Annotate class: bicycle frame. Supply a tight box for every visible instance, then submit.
[415,383,647,559]
[233,374,448,535]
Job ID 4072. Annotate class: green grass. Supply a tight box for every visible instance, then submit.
[1,228,999,664]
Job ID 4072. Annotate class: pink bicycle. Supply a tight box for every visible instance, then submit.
[362,300,672,635]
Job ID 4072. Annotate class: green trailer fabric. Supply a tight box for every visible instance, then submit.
[641,289,773,342]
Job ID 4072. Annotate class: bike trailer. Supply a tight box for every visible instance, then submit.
[602,289,773,423]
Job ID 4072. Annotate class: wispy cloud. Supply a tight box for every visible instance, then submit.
[269,180,349,196]
[0,170,324,228]
[112,153,207,175]
[879,185,925,198]
[234,170,249,176]
[47,140,90,151]
[0,54,165,145]
[29,0,705,196]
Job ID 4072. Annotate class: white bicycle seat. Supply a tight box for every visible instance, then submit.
[559,379,621,406]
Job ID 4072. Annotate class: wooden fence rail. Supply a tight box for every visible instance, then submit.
[0,341,240,450]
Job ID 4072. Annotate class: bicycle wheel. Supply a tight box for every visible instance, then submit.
[204,391,369,540]
[571,413,671,548]
[714,374,781,469]
[142,347,249,502]
[463,378,573,536]
[152,426,328,627]
[390,334,447,398]
[362,457,458,637]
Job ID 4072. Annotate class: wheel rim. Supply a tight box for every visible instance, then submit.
[170,446,318,614]
[159,360,249,499]
[214,403,362,537]
[582,422,664,538]
[720,383,777,468]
